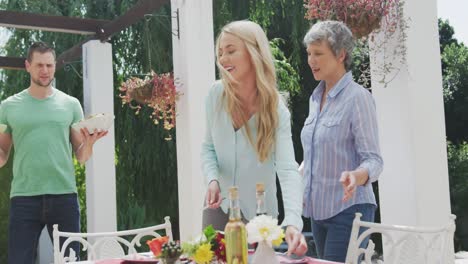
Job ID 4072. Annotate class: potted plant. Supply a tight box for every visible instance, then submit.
[304,0,408,87]
[304,0,401,39]
[119,71,182,139]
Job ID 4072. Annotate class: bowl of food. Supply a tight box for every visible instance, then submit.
[71,113,114,134]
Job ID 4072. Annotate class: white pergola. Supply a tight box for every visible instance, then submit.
[371,0,451,229]
[39,0,452,262]
[369,0,453,258]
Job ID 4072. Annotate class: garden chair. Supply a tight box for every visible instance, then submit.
[345,213,456,264]
[53,216,172,263]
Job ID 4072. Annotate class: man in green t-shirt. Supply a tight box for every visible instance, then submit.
[0,42,108,264]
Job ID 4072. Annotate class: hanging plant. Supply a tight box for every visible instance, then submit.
[119,71,182,140]
[304,0,408,87]
[304,0,400,39]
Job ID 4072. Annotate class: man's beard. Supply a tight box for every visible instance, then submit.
[32,77,53,88]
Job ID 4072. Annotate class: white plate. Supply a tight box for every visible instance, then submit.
[72,113,114,134]
[0,124,7,133]
[122,253,158,262]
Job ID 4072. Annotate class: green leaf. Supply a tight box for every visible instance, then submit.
[203,225,217,241]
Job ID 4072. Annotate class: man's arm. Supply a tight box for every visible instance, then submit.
[0,133,13,167]
[70,128,108,165]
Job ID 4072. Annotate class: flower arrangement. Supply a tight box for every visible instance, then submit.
[147,236,170,257]
[147,237,183,264]
[119,71,182,139]
[246,215,285,264]
[159,241,183,264]
[246,215,285,247]
[182,225,226,264]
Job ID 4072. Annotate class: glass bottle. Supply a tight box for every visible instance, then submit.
[256,182,266,216]
[224,186,248,264]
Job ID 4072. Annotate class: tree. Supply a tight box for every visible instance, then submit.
[447,142,468,250]
[438,19,468,251]
[442,43,468,143]
[439,18,458,53]
[439,19,468,144]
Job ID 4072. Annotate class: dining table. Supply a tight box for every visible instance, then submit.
[69,253,344,264]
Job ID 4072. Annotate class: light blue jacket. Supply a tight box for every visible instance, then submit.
[201,81,304,230]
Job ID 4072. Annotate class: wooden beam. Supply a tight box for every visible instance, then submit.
[98,0,169,41]
[1,0,169,70]
[0,10,110,35]
[56,39,90,69]
[0,56,25,70]
[56,0,169,69]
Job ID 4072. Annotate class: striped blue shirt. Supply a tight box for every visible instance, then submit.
[301,72,383,220]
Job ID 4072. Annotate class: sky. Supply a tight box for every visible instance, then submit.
[0,29,10,56]
[0,1,467,51]
[437,0,468,45]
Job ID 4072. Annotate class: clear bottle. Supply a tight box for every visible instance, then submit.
[224,186,248,264]
[255,182,266,216]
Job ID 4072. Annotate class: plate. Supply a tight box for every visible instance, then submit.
[121,254,158,263]
[121,260,158,264]
[0,124,7,133]
[72,113,114,134]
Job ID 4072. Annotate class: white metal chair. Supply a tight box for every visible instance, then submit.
[345,213,456,264]
[53,216,173,263]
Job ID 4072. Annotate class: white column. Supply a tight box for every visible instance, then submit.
[82,40,117,232]
[370,0,451,229]
[171,0,216,240]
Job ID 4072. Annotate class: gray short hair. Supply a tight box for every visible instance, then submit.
[303,21,354,71]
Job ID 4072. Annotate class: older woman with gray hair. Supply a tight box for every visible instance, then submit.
[299,21,383,262]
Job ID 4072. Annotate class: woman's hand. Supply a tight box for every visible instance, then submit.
[205,180,222,209]
[339,168,369,202]
[285,226,308,256]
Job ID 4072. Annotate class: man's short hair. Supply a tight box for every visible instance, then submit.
[27,41,56,62]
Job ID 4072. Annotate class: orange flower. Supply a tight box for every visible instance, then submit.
[147,236,169,257]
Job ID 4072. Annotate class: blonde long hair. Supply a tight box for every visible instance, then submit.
[215,21,279,162]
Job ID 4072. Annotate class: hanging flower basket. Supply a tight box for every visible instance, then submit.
[304,0,400,39]
[119,71,182,138]
[129,78,154,104]
[304,0,408,88]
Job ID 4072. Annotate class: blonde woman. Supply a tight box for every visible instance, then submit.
[201,20,307,256]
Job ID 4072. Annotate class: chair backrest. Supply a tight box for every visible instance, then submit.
[345,213,456,264]
[53,216,173,264]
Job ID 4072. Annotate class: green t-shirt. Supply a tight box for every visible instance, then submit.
[0,88,84,198]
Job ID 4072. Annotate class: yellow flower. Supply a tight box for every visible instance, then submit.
[193,243,213,264]
[272,228,285,247]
